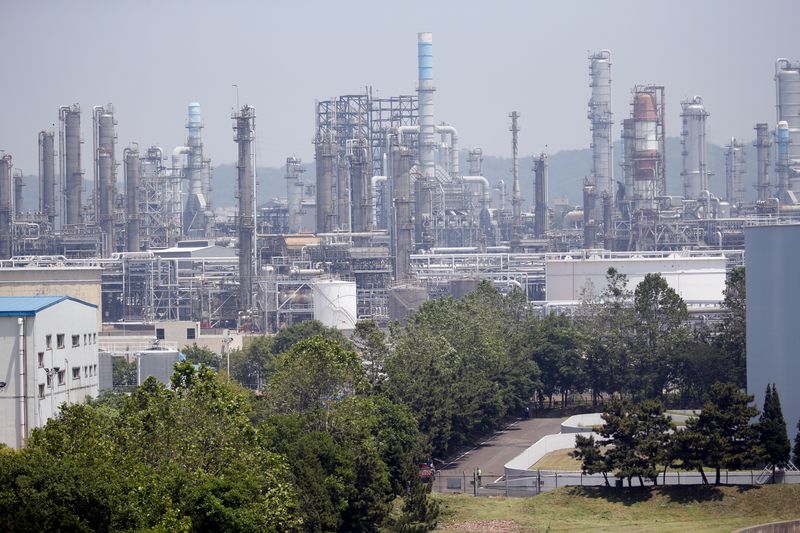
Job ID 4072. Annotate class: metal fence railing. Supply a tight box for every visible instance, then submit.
[432,469,800,497]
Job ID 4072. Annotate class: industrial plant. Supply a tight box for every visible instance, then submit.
[0,34,798,334]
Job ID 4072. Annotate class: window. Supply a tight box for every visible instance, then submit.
[72,367,80,380]
[38,352,44,368]
[46,373,52,387]
[93,364,97,375]
[57,334,65,349]
[38,384,45,399]
[84,366,88,378]
[93,333,96,343]
[72,335,80,347]
[156,328,165,340]
[46,334,52,349]
[186,327,196,340]
[57,369,65,385]
[83,334,87,345]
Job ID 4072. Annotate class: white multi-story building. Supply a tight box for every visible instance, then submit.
[0,296,99,449]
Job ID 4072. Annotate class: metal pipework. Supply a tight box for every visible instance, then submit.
[509,111,521,226]
[183,102,210,237]
[38,131,56,225]
[0,153,12,259]
[680,96,709,201]
[588,50,614,200]
[370,175,387,229]
[285,157,305,233]
[314,131,336,233]
[59,104,83,225]
[462,176,491,207]
[777,121,791,200]
[98,148,115,255]
[435,124,459,176]
[124,144,141,252]
[467,148,483,176]
[534,153,549,238]
[336,157,350,231]
[13,170,23,216]
[233,105,256,312]
[754,123,772,202]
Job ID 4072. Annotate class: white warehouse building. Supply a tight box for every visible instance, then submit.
[0,296,99,449]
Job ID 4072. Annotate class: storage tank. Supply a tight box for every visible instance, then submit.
[311,279,357,330]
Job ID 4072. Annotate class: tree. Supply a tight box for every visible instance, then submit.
[759,383,791,475]
[794,418,800,466]
[682,382,763,484]
[716,267,746,387]
[353,320,389,388]
[571,434,611,486]
[632,273,689,399]
[267,336,366,430]
[112,356,137,387]
[229,335,277,389]
[180,342,219,369]
[633,399,673,485]
[271,319,352,356]
[390,476,440,532]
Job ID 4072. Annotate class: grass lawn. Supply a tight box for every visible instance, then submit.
[435,484,800,532]
[530,448,582,471]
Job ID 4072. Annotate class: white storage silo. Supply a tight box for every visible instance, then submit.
[311,280,357,330]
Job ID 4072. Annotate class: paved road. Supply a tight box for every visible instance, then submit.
[436,416,564,480]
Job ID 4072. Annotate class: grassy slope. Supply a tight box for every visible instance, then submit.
[436,484,800,532]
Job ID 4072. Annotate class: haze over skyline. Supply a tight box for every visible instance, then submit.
[1,0,798,177]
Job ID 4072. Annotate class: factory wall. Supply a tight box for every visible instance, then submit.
[0,267,103,328]
[745,224,800,444]
[545,255,727,302]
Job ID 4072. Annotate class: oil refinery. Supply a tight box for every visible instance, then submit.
[0,34,797,334]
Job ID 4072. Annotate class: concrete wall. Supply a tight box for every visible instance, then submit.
[745,225,800,444]
[0,267,103,328]
[546,254,726,302]
[0,299,98,448]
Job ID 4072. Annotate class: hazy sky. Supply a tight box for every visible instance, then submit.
[1,0,798,176]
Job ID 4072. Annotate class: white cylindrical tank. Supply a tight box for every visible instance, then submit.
[312,280,357,330]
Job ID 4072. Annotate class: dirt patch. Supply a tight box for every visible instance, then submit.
[439,519,529,532]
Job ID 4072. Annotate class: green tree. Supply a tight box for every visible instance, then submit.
[682,382,763,484]
[758,383,791,475]
[229,335,277,389]
[571,434,611,486]
[267,336,365,430]
[353,320,389,388]
[633,399,673,485]
[390,476,440,532]
[794,418,800,466]
[180,342,219,369]
[112,356,137,387]
[632,273,690,399]
[271,319,352,356]
[716,267,746,387]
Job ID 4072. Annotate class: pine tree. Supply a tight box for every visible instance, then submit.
[758,383,791,475]
[794,418,800,466]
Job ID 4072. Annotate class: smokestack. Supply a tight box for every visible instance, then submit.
[680,96,709,201]
[754,123,771,202]
[13,170,23,216]
[60,104,83,225]
[510,112,522,226]
[533,153,548,237]
[183,102,211,237]
[0,153,12,259]
[38,131,56,226]
[285,157,305,233]
[124,144,141,252]
[417,32,435,181]
[233,105,256,312]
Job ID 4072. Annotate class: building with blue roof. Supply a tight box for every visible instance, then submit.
[0,295,98,449]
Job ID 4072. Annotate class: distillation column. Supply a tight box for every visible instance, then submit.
[510,111,522,227]
[588,51,614,204]
[337,157,350,231]
[124,144,141,252]
[233,105,256,311]
[631,88,662,212]
[315,132,336,233]
[39,131,56,226]
[680,97,709,201]
[725,138,746,207]
[60,104,83,225]
[349,139,371,232]
[0,154,12,259]
[754,123,771,202]
[393,143,414,280]
[94,105,117,231]
[775,59,800,198]
[285,157,305,233]
[183,102,211,237]
[533,153,549,238]
[777,121,791,200]
[13,170,23,216]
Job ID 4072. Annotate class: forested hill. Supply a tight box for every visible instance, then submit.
[14,138,759,212]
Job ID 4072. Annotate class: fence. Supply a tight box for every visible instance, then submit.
[432,469,800,497]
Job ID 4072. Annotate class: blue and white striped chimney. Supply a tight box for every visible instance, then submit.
[417,32,435,180]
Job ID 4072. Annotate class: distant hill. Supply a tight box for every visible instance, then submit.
[14,137,759,212]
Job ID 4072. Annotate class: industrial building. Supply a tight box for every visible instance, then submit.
[0,35,797,336]
[0,296,99,449]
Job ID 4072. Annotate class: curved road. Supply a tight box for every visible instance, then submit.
[435,416,564,485]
